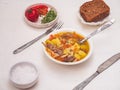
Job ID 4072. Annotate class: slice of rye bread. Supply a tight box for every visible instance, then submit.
[80,0,110,22]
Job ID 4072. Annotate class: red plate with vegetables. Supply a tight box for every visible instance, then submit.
[24,3,58,28]
[42,29,93,65]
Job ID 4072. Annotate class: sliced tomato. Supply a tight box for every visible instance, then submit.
[33,4,48,15]
[39,8,48,15]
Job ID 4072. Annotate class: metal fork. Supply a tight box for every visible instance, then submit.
[13,21,64,54]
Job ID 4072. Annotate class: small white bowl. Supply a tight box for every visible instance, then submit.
[9,61,39,89]
[24,3,58,28]
[42,28,93,65]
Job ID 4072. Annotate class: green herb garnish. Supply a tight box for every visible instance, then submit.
[41,9,57,23]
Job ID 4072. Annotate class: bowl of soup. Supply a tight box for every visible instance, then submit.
[42,28,93,65]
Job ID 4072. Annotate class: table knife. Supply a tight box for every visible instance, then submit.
[73,53,120,90]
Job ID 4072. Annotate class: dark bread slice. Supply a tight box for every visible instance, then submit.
[80,0,110,22]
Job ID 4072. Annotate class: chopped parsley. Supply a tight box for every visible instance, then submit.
[41,9,57,23]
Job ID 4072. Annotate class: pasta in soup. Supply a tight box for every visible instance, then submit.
[43,32,89,62]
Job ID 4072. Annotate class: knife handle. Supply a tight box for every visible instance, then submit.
[73,71,99,90]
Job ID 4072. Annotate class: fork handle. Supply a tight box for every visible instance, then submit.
[13,21,63,54]
[73,71,99,90]
[80,19,115,43]
[13,33,46,54]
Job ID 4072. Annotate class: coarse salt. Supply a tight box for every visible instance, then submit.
[11,63,37,84]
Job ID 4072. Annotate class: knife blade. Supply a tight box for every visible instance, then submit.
[73,53,120,90]
[97,53,120,73]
